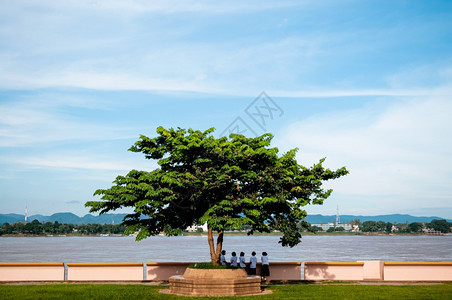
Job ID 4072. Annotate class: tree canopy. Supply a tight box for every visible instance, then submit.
[428,219,451,233]
[85,127,348,264]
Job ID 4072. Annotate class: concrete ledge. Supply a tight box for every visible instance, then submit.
[384,262,452,281]
[0,263,64,266]
[305,262,364,281]
[146,262,302,281]
[67,263,143,281]
[147,262,189,281]
[305,262,364,265]
[169,276,262,296]
[1,261,450,282]
[67,263,143,266]
[169,268,262,296]
[0,263,65,282]
[384,262,452,265]
[359,260,384,281]
[183,268,247,279]
[268,262,302,281]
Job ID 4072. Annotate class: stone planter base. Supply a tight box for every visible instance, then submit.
[167,268,263,296]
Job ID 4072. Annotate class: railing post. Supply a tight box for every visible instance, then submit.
[143,262,147,281]
[359,261,384,281]
[64,263,68,281]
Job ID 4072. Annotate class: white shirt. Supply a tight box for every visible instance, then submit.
[239,256,246,268]
[230,256,238,267]
[261,255,269,265]
[220,254,226,265]
[249,256,257,268]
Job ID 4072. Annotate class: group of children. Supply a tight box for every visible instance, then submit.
[219,250,270,281]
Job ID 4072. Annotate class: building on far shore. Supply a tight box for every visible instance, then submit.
[311,222,358,232]
[186,223,208,232]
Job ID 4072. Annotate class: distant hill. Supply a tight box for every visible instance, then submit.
[305,214,451,224]
[0,214,24,224]
[0,212,127,225]
[0,212,449,225]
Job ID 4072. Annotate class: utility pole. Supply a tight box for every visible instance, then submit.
[336,204,340,225]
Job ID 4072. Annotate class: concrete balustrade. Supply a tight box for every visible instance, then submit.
[0,263,64,281]
[384,262,452,281]
[263,262,302,281]
[146,262,302,281]
[146,262,189,281]
[66,263,144,281]
[359,260,384,281]
[304,262,364,281]
[1,261,451,282]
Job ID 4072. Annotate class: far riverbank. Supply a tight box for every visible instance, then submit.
[1,231,446,238]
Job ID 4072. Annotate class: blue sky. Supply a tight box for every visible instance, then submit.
[1,0,451,219]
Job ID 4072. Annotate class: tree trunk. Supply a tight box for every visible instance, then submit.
[207,226,224,265]
[207,226,218,265]
[215,230,224,262]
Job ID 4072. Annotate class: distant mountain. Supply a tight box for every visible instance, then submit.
[0,212,449,225]
[306,214,451,224]
[0,212,127,225]
[0,214,24,224]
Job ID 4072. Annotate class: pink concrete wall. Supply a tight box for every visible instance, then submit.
[359,260,384,281]
[147,262,189,280]
[304,262,364,281]
[1,261,451,282]
[67,263,143,281]
[384,262,452,281]
[146,262,302,281]
[0,263,64,281]
[261,262,302,281]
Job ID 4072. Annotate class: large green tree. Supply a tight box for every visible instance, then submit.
[85,127,348,264]
[428,219,451,233]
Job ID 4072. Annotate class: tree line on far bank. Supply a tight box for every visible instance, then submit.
[1,218,450,236]
[0,219,126,236]
[310,219,451,233]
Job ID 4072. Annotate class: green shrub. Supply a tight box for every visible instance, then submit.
[189,262,240,269]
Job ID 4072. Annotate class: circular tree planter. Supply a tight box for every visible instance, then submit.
[166,267,264,296]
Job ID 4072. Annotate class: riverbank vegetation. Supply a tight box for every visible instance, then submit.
[0,220,126,236]
[189,262,240,269]
[0,283,451,299]
[1,218,450,236]
[307,219,451,234]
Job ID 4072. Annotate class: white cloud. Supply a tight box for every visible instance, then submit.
[0,97,137,147]
[0,0,325,95]
[271,88,440,98]
[8,156,148,172]
[0,70,212,94]
[0,34,323,95]
[1,0,306,15]
[275,95,452,216]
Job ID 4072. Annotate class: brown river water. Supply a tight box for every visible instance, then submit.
[1,235,451,263]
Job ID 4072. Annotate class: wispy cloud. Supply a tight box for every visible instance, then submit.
[2,0,306,15]
[1,1,450,96]
[0,150,159,185]
[0,96,138,147]
[0,71,212,94]
[0,35,322,95]
[275,96,452,216]
[66,200,81,205]
[6,155,152,172]
[271,87,452,98]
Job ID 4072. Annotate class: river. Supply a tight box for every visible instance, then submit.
[1,235,451,263]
